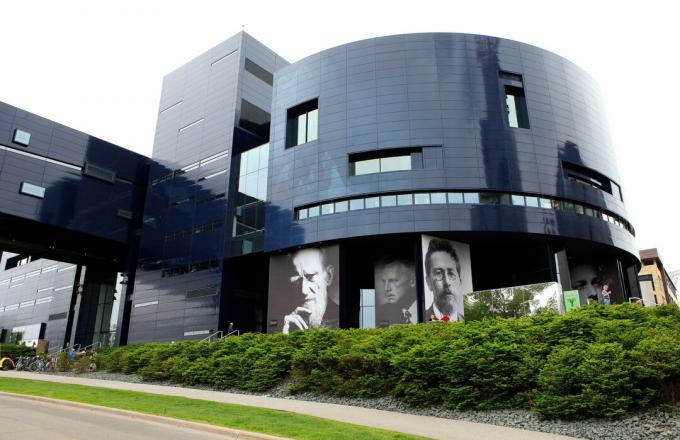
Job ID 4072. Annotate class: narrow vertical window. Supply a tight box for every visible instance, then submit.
[500,71,530,129]
[286,98,319,148]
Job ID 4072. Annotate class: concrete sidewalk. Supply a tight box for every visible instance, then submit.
[2,371,578,440]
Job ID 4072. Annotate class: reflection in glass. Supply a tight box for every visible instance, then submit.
[308,206,320,217]
[297,113,307,146]
[307,109,318,142]
[335,200,348,212]
[512,195,525,206]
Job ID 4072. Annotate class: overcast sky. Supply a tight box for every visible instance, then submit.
[2,0,678,271]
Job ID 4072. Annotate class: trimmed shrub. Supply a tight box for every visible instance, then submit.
[91,303,680,420]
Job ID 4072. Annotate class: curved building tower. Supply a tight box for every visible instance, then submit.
[263,33,638,330]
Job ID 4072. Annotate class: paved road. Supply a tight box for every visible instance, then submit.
[0,393,279,440]
[2,371,579,440]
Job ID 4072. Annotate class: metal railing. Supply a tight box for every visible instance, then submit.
[80,341,101,352]
[49,343,81,356]
[201,331,223,343]
[226,329,240,337]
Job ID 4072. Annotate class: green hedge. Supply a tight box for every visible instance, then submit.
[97,304,680,420]
[0,344,36,359]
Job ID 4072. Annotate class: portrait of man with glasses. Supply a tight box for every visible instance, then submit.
[422,236,471,322]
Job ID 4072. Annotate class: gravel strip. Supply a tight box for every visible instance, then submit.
[34,371,680,439]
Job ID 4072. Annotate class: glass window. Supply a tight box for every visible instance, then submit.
[354,159,380,176]
[397,194,412,205]
[511,195,525,206]
[563,202,575,212]
[448,192,464,204]
[307,109,318,142]
[504,84,530,129]
[321,203,334,215]
[298,208,308,220]
[430,192,446,204]
[20,182,45,199]
[464,192,479,204]
[308,205,320,217]
[574,204,584,215]
[525,196,539,207]
[13,129,31,146]
[335,200,348,212]
[365,196,379,208]
[380,155,411,172]
[414,193,430,205]
[350,199,364,210]
[539,198,552,209]
[479,193,499,205]
[297,113,307,146]
[286,99,319,148]
[552,200,563,210]
[359,289,376,329]
[584,207,594,217]
[381,195,396,207]
[499,194,511,205]
[611,182,622,201]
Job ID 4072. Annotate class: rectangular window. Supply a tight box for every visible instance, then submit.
[350,199,364,210]
[335,200,348,212]
[83,163,116,183]
[479,193,500,205]
[349,147,427,176]
[448,192,464,204]
[353,158,380,176]
[286,98,319,148]
[381,195,397,207]
[244,58,274,85]
[321,203,334,215]
[365,196,380,209]
[13,129,31,146]
[380,155,411,173]
[20,182,45,199]
[463,193,480,204]
[430,192,446,204]
[239,100,271,139]
[414,193,430,205]
[525,196,539,207]
[397,194,412,206]
[500,71,530,129]
[539,198,552,209]
[308,206,319,217]
[511,195,525,206]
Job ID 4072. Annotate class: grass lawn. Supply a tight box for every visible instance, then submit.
[0,377,422,440]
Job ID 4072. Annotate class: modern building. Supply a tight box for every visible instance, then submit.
[1,32,641,348]
[639,248,678,306]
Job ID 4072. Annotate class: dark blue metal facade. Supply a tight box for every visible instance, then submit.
[265,33,636,260]
[1,32,640,347]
